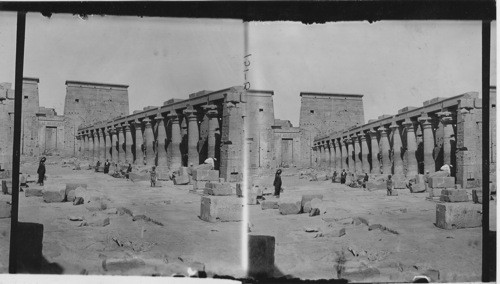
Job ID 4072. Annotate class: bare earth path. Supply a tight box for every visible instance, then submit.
[249,169,496,282]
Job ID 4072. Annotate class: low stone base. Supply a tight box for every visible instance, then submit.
[429,177,455,188]
[200,196,242,222]
[248,235,275,278]
[278,198,302,215]
[43,185,66,203]
[440,189,468,203]
[0,201,11,219]
[435,203,482,229]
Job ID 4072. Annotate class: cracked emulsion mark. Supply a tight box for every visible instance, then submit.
[244,54,252,90]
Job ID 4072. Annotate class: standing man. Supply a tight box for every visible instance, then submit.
[273,169,282,198]
[37,157,46,186]
[340,169,347,184]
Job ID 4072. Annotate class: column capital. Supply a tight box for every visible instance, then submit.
[437,111,453,124]
[202,104,217,112]
[358,132,367,141]
[109,127,116,135]
[124,123,131,132]
[417,114,432,124]
[368,128,378,136]
[378,126,388,134]
[167,112,180,121]
[154,114,164,122]
[133,119,142,128]
[143,117,152,127]
[402,118,415,128]
[389,122,400,129]
[183,109,198,120]
[115,125,123,131]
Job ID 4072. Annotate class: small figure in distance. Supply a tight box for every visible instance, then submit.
[386,175,394,196]
[103,159,110,174]
[340,169,347,184]
[150,166,157,187]
[363,173,369,189]
[273,169,282,198]
[37,157,46,186]
[332,171,337,183]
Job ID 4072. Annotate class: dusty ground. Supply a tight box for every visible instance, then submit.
[249,168,496,282]
[0,159,244,277]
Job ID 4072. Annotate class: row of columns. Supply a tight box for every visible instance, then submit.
[313,111,455,177]
[76,105,220,170]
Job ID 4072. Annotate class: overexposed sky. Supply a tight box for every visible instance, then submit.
[0,13,496,127]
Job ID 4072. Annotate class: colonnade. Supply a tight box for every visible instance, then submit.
[313,110,457,177]
[76,105,220,170]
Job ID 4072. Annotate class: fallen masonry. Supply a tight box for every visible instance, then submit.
[435,203,482,229]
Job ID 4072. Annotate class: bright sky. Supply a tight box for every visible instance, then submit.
[0,13,496,127]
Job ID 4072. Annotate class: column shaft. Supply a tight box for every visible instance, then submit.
[360,134,370,174]
[404,119,418,177]
[354,136,362,174]
[369,129,380,174]
[110,128,118,164]
[144,118,155,165]
[134,121,144,165]
[124,124,134,164]
[419,116,435,173]
[390,123,404,176]
[156,116,168,167]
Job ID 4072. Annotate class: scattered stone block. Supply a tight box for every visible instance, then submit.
[248,235,275,278]
[393,180,407,189]
[66,190,76,202]
[102,257,146,272]
[301,194,323,210]
[85,198,107,211]
[227,173,243,182]
[261,200,279,210]
[409,182,426,193]
[192,181,208,190]
[310,198,322,210]
[435,203,482,229]
[368,224,386,231]
[68,216,83,221]
[428,188,443,198]
[129,173,149,182]
[352,217,369,226]
[303,201,312,213]
[0,202,11,219]
[192,170,219,181]
[247,193,258,205]
[278,198,301,215]
[200,196,242,222]
[440,189,468,202]
[73,197,84,205]
[429,177,455,188]
[366,181,386,191]
[88,217,110,227]
[203,182,233,196]
[25,187,44,197]
[324,227,345,237]
[65,183,87,196]
[173,175,190,185]
[252,186,263,197]
[42,185,66,203]
[428,171,450,179]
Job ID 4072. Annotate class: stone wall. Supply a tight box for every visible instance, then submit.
[245,90,275,169]
[63,81,129,156]
[299,93,365,168]
[273,127,301,168]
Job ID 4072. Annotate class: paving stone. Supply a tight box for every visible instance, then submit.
[435,203,482,229]
[200,196,242,222]
[261,200,279,210]
[0,202,11,219]
[192,170,219,181]
[25,187,44,197]
[278,198,301,215]
[248,235,275,278]
[301,194,323,210]
[102,257,146,272]
[429,177,455,188]
[42,185,66,203]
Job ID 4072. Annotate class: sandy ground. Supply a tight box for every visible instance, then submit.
[249,168,496,282]
[0,161,244,277]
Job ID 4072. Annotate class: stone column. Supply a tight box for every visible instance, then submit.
[379,126,391,174]
[124,123,133,164]
[336,139,344,171]
[184,109,200,166]
[403,119,418,177]
[98,129,104,162]
[167,113,182,170]
[202,105,219,159]
[92,131,98,164]
[343,138,351,173]
[143,118,155,165]
[390,122,404,176]
[77,134,82,158]
[83,132,89,159]
[438,111,453,166]
[325,142,331,169]
[110,127,118,164]
[418,115,435,173]
[104,128,111,162]
[134,120,144,165]
[359,133,370,174]
[369,128,380,174]
[155,115,168,167]
[353,135,362,174]
[334,139,341,172]
[331,140,337,172]
[115,125,124,165]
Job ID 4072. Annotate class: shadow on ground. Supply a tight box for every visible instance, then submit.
[15,222,64,274]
